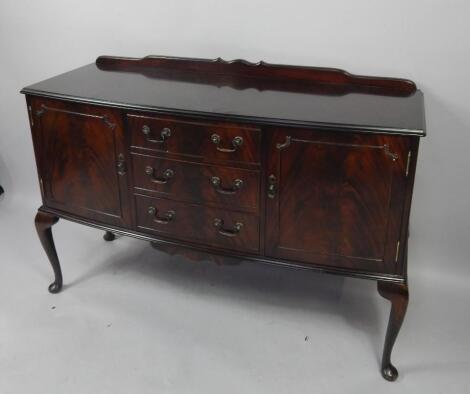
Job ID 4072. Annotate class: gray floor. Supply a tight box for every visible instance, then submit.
[1,194,469,394]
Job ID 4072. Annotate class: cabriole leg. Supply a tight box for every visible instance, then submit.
[377,281,409,381]
[103,231,116,241]
[35,210,62,293]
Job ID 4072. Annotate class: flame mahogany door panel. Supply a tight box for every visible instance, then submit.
[265,128,412,274]
[29,97,132,227]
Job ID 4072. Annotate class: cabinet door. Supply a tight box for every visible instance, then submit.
[265,129,411,274]
[29,97,132,227]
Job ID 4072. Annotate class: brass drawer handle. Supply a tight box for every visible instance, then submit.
[210,176,243,195]
[211,134,243,153]
[142,125,171,144]
[147,206,175,224]
[213,218,243,237]
[145,166,174,184]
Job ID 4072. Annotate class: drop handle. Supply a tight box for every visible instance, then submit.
[147,206,175,224]
[213,218,243,237]
[142,125,171,144]
[211,134,243,153]
[210,176,243,195]
[145,166,174,184]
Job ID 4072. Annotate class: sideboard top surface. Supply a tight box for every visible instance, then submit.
[21,56,425,136]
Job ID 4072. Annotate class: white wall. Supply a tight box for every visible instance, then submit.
[1,0,469,280]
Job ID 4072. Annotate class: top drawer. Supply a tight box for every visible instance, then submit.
[127,114,261,165]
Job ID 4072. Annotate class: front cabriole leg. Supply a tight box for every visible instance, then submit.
[377,281,409,381]
[35,210,62,293]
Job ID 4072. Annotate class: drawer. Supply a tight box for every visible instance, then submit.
[128,114,261,164]
[135,194,260,253]
[132,153,260,212]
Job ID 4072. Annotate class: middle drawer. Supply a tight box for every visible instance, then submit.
[132,153,260,213]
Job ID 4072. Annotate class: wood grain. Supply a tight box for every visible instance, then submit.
[265,127,412,273]
[96,55,417,96]
[135,194,260,253]
[132,153,260,213]
[128,113,261,165]
[30,97,132,227]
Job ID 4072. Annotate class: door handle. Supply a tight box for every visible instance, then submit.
[116,154,127,176]
[267,174,277,199]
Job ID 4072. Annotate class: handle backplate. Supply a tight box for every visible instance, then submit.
[211,134,243,153]
[213,218,243,237]
[145,166,174,184]
[211,176,243,195]
[142,125,171,144]
[148,206,175,224]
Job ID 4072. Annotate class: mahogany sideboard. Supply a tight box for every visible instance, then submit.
[21,55,425,381]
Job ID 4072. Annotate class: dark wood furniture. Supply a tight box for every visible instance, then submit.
[22,55,425,381]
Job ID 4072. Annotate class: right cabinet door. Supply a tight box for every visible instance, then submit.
[265,128,412,274]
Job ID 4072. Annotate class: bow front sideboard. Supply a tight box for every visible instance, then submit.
[21,55,425,381]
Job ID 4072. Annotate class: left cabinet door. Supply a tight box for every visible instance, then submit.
[28,97,132,227]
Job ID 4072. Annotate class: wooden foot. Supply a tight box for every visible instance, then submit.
[103,231,116,241]
[377,281,409,381]
[35,211,62,293]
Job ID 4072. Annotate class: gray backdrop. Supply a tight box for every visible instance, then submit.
[1,1,469,393]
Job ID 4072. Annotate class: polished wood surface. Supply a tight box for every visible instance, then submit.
[378,281,409,381]
[265,128,412,274]
[135,194,260,253]
[21,56,425,135]
[35,211,61,293]
[23,55,425,381]
[128,113,261,165]
[28,97,132,227]
[132,153,260,213]
[96,55,417,96]
[35,206,409,283]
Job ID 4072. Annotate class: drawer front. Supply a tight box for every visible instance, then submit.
[128,114,261,164]
[135,194,260,253]
[132,153,260,212]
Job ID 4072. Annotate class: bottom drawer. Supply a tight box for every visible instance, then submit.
[135,194,260,253]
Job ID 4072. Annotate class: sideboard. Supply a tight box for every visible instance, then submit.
[21,55,425,381]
